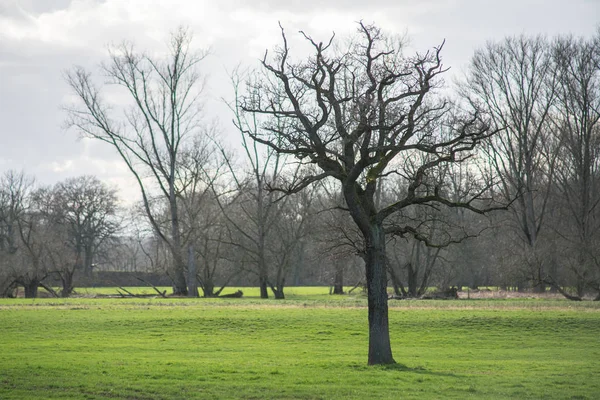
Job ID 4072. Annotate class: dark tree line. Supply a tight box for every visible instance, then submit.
[0,173,119,297]
[462,32,600,300]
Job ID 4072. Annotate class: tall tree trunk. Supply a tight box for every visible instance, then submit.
[83,247,93,277]
[365,223,395,365]
[187,245,198,298]
[169,183,188,296]
[333,262,345,295]
[534,263,546,293]
[168,249,187,296]
[201,270,215,297]
[407,262,418,297]
[259,272,269,299]
[258,241,269,299]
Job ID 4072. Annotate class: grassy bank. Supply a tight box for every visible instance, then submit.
[0,296,598,399]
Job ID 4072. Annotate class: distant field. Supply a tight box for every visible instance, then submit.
[72,286,336,299]
[48,285,580,301]
[0,295,599,399]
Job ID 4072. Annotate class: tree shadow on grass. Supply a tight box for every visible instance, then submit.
[349,362,461,378]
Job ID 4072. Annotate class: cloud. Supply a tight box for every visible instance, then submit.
[0,0,598,202]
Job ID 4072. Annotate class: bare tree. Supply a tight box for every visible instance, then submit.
[50,176,120,296]
[547,33,600,299]
[314,180,363,294]
[12,185,55,298]
[216,148,300,299]
[0,171,35,296]
[239,23,498,364]
[267,186,316,299]
[388,225,443,298]
[178,171,237,297]
[461,35,558,291]
[65,27,209,295]
[214,74,311,299]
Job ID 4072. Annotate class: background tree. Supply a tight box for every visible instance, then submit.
[12,185,56,298]
[178,168,237,297]
[0,171,34,297]
[50,176,120,296]
[314,180,364,294]
[65,27,210,295]
[547,33,600,299]
[461,35,558,291]
[216,76,313,299]
[266,186,316,299]
[240,23,499,364]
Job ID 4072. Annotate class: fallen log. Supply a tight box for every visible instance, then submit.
[219,290,243,298]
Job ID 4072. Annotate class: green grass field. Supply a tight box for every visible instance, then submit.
[71,286,336,299]
[1,290,599,399]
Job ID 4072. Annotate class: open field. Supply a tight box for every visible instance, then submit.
[1,292,599,399]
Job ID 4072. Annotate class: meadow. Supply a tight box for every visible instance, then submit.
[1,288,599,399]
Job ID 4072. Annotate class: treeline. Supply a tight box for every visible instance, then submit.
[0,174,119,297]
[1,27,598,301]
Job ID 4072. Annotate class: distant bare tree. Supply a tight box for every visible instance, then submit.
[65,27,210,296]
[547,33,600,299]
[177,163,237,297]
[214,74,312,299]
[50,176,120,296]
[0,171,34,297]
[12,184,55,298]
[462,35,558,291]
[314,180,363,294]
[216,142,302,299]
[267,186,316,299]
[239,23,499,364]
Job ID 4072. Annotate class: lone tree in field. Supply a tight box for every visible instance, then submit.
[240,23,497,365]
[65,28,209,295]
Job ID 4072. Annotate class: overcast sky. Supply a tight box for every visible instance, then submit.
[0,0,598,202]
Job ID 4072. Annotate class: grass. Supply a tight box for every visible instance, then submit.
[71,286,338,299]
[0,291,599,399]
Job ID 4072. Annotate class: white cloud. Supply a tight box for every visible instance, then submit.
[49,159,74,172]
[0,0,598,202]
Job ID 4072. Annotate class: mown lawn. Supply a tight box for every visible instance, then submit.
[0,294,599,399]
[70,286,338,299]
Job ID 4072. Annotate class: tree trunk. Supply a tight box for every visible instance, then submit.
[576,278,586,298]
[407,262,418,297]
[259,272,269,299]
[60,270,74,298]
[169,182,188,296]
[534,267,546,293]
[83,247,93,277]
[201,280,215,297]
[271,287,285,299]
[333,262,345,295]
[365,224,395,365]
[24,281,39,298]
[271,268,287,299]
[187,245,199,298]
[387,265,406,297]
[171,252,188,296]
